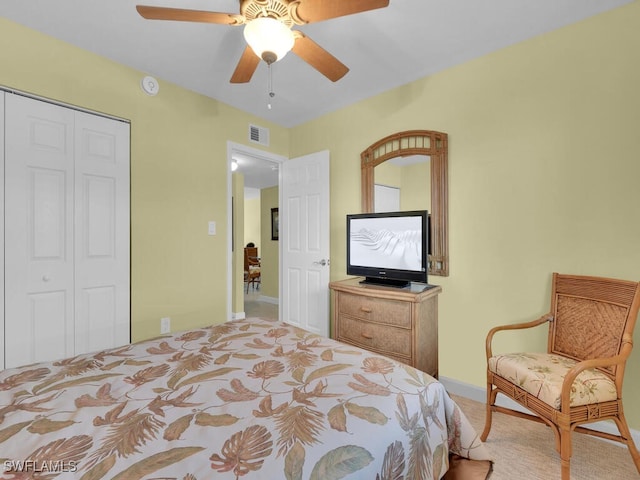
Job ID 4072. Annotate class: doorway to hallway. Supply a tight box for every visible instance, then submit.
[227,142,284,321]
[244,288,278,321]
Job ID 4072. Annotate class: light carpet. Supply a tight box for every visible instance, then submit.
[451,394,639,479]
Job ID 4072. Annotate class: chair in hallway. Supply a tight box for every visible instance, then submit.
[244,247,261,293]
[481,272,640,480]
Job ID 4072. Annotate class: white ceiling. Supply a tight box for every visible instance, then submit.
[1,0,633,130]
[233,151,280,191]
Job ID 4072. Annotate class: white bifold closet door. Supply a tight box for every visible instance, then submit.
[3,92,130,369]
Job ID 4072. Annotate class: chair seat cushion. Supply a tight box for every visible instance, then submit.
[488,352,617,408]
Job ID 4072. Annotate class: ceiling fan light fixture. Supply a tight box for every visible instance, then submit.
[243,17,295,64]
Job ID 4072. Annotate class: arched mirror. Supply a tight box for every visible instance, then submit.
[361,130,448,276]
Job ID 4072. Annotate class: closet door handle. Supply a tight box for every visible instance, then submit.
[42,275,51,282]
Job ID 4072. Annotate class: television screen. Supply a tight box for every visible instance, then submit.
[347,210,428,287]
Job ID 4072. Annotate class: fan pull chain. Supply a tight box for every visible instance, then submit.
[267,63,275,110]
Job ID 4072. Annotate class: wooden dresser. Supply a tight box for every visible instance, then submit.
[329,277,441,378]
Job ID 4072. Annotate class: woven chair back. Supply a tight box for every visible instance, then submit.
[549,273,640,376]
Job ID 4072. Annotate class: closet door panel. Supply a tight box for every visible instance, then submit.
[2,93,130,369]
[80,286,117,353]
[0,92,4,368]
[27,291,70,363]
[31,169,67,258]
[74,111,130,354]
[4,94,75,368]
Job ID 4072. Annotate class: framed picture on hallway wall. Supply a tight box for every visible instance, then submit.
[271,208,279,241]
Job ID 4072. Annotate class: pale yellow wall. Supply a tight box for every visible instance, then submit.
[232,173,245,315]
[374,162,401,187]
[400,162,430,211]
[290,3,640,428]
[0,18,289,340]
[374,161,430,212]
[244,196,261,250]
[260,186,279,299]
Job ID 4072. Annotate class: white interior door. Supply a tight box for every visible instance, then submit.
[281,151,330,336]
[0,92,5,366]
[3,93,130,369]
[74,110,130,354]
[4,94,76,368]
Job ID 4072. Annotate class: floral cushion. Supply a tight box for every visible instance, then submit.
[488,352,617,409]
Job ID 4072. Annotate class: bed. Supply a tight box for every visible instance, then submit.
[0,318,492,479]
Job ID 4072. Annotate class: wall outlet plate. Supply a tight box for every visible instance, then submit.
[160,317,171,334]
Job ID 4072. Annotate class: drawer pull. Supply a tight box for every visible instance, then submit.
[360,306,372,313]
[361,332,373,339]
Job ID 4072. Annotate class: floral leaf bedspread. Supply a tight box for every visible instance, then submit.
[0,318,491,479]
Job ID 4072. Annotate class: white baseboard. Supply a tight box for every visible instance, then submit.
[233,295,278,320]
[439,376,640,448]
[258,295,279,305]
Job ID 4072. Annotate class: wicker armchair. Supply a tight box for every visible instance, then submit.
[244,247,261,293]
[481,272,640,479]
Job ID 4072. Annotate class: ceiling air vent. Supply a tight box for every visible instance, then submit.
[249,124,269,146]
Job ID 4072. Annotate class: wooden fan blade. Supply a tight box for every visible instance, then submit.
[294,0,389,23]
[230,47,261,83]
[292,33,349,82]
[136,5,240,25]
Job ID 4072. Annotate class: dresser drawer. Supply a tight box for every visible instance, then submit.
[330,278,441,378]
[338,292,411,328]
[337,315,411,359]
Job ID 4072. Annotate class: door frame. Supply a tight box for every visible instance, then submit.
[0,92,4,367]
[226,141,286,320]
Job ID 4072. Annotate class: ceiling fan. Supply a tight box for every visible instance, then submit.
[136,0,390,83]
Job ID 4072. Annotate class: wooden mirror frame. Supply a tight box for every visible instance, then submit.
[361,130,449,276]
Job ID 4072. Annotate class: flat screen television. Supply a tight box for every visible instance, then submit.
[346,210,428,288]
